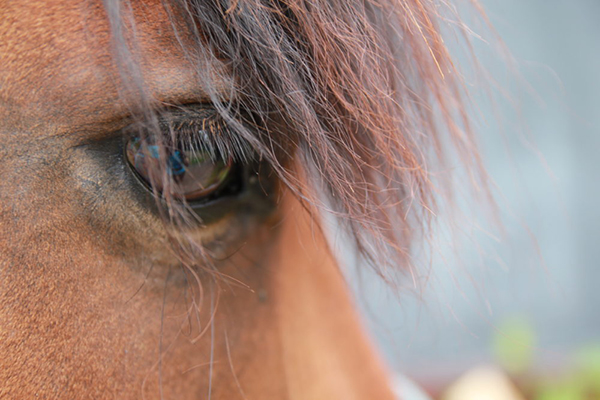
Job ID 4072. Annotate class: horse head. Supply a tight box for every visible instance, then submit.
[0,0,481,398]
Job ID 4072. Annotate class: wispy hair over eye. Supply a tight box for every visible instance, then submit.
[103,0,489,282]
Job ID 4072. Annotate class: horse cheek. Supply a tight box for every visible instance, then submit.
[265,193,398,400]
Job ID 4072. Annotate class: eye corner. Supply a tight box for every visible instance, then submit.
[121,105,277,225]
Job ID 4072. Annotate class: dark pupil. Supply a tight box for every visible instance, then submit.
[126,136,232,201]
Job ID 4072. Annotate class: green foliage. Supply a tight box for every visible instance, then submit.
[493,316,536,375]
[492,315,600,399]
[574,344,600,392]
[534,381,580,400]
[534,344,600,400]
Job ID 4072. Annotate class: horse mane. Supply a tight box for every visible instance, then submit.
[103,0,487,282]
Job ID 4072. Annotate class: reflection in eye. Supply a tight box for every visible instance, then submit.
[125,126,235,202]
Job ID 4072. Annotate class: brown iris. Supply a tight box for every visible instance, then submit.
[125,135,233,201]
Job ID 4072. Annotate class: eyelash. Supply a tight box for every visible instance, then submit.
[126,109,241,189]
[167,112,253,162]
[122,106,276,224]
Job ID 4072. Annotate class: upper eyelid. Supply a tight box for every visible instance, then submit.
[67,104,217,151]
[123,104,255,163]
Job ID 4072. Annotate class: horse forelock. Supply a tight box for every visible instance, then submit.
[0,0,492,398]
[0,0,488,310]
[99,0,486,283]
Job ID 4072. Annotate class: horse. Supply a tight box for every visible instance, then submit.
[0,0,484,398]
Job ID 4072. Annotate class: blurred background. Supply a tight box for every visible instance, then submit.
[349,1,600,398]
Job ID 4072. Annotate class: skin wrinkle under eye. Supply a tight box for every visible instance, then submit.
[68,126,275,277]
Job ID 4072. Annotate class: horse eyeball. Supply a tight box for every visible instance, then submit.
[125,136,233,201]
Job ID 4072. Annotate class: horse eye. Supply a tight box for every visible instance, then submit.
[125,135,235,202]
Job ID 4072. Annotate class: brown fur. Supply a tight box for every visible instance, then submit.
[0,0,481,398]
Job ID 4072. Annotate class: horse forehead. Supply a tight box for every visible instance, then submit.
[0,0,223,128]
